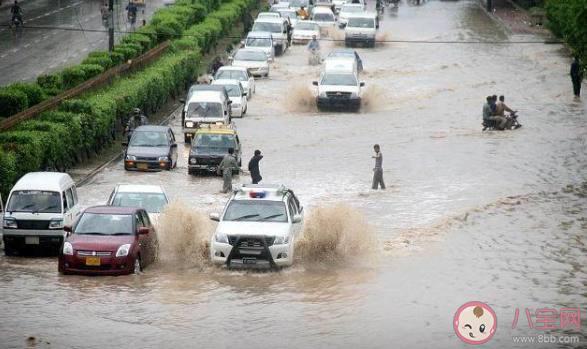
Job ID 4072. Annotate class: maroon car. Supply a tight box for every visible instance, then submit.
[58,206,157,276]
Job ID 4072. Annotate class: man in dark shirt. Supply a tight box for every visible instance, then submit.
[571,57,582,98]
[248,150,263,184]
[372,144,385,190]
[10,1,22,26]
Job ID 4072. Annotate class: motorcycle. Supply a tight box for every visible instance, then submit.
[308,48,321,65]
[482,112,522,131]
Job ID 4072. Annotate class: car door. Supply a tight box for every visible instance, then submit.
[69,186,81,222]
[288,193,303,237]
[135,212,149,265]
[141,210,157,264]
[63,190,74,226]
[168,129,178,165]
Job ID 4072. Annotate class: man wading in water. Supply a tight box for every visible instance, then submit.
[218,148,241,193]
[372,144,385,190]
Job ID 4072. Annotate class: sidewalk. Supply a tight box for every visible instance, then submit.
[484,0,552,36]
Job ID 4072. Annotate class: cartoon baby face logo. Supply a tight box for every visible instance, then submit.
[454,302,497,344]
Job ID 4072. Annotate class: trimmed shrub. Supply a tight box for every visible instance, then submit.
[60,66,86,89]
[8,82,46,106]
[122,33,154,51]
[0,88,28,118]
[0,150,18,199]
[79,64,105,80]
[82,56,113,69]
[37,73,62,90]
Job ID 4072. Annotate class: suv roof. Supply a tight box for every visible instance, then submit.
[187,84,229,100]
[233,184,290,201]
[247,31,274,38]
[12,172,74,192]
[115,184,165,194]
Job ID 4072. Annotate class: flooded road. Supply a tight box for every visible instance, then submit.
[1,1,587,348]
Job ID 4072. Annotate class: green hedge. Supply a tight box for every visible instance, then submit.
[0,0,259,198]
[0,88,28,118]
[545,0,587,75]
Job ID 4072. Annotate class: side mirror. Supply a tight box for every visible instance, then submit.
[138,227,150,235]
[180,98,186,104]
[312,81,318,86]
[122,142,128,146]
[209,212,220,221]
[360,82,365,87]
[64,225,72,233]
[292,214,302,223]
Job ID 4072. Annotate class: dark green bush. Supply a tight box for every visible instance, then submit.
[545,0,587,74]
[82,56,113,69]
[79,64,105,80]
[60,66,86,89]
[122,33,154,51]
[37,73,62,90]
[8,83,46,106]
[0,88,28,118]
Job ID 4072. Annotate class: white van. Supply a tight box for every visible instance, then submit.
[251,18,289,55]
[2,172,81,256]
[182,91,232,143]
[245,32,275,61]
[345,12,378,47]
[312,7,336,28]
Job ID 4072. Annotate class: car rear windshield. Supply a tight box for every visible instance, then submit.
[74,213,133,235]
[295,22,319,31]
[341,6,363,13]
[223,200,287,223]
[321,73,357,86]
[222,85,242,97]
[289,0,309,7]
[216,70,247,81]
[313,13,334,22]
[279,10,298,18]
[252,22,282,33]
[112,193,168,213]
[130,131,169,147]
[347,17,374,28]
[246,37,272,48]
[194,133,236,149]
[6,190,61,213]
[328,52,354,59]
[186,102,223,118]
[234,50,267,61]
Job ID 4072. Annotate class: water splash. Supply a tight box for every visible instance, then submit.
[283,83,316,112]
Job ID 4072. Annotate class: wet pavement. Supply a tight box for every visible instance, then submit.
[0,0,169,87]
[1,1,587,348]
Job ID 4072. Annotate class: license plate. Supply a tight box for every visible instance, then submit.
[25,236,40,245]
[242,258,257,264]
[137,163,149,170]
[85,257,101,266]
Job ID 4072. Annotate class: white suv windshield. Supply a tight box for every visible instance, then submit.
[216,70,247,81]
[314,13,334,22]
[186,102,223,118]
[321,73,357,86]
[296,22,318,31]
[7,190,61,213]
[246,37,272,47]
[112,193,168,213]
[341,6,363,13]
[235,51,267,61]
[224,200,288,222]
[252,22,282,33]
[348,17,374,28]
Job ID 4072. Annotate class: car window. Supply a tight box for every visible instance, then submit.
[286,195,295,220]
[130,131,170,147]
[62,192,69,211]
[112,192,168,213]
[65,188,74,209]
[141,211,152,227]
[168,129,176,143]
[135,213,145,232]
[7,190,62,213]
[289,194,300,214]
[71,186,79,206]
[74,213,133,235]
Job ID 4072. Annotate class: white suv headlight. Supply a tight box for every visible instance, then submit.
[3,218,17,229]
[125,155,137,161]
[63,242,74,255]
[214,233,229,244]
[116,244,131,257]
[49,219,64,230]
[158,156,169,162]
[274,236,290,245]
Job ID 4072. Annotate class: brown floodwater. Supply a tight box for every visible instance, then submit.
[1,1,587,348]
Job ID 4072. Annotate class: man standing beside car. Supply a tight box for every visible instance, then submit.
[218,148,240,193]
[248,150,263,184]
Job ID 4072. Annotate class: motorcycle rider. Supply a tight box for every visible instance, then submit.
[482,96,506,130]
[10,1,23,27]
[125,1,138,24]
[101,3,109,23]
[307,35,320,51]
[124,108,148,141]
[297,6,308,20]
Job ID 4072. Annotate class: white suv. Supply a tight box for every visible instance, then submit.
[209,185,303,269]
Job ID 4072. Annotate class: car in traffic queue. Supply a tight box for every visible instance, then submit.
[257,11,281,20]
[107,184,169,224]
[244,31,275,61]
[311,7,336,30]
[270,2,289,12]
[230,49,270,78]
[338,3,364,28]
[332,0,346,13]
[2,172,81,256]
[214,66,256,97]
[212,79,248,117]
[251,18,289,55]
[181,88,232,143]
[188,125,242,175]
[327,49,363,72]
[277,8,299,26]
[344,12,378,47]
[59,206,157,276]
[313,59,365,111]
[209,185,304,269]
[123,126,179,171]
[292,21,321,44]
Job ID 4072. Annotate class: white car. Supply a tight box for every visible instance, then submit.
[257,11,281,19]
[311,7,336,28]
[107,184,169,224]
[277,8,299,26]
[252,18,289,54]
[231,49,270,78]
[338,3,364,27]
[332,0,346,13]
[244,31,275,61]
[214,66,256,97]
[209,185,304,269]
[212,79,248,117]
[313,59,364,111]
[292,21,320,44]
